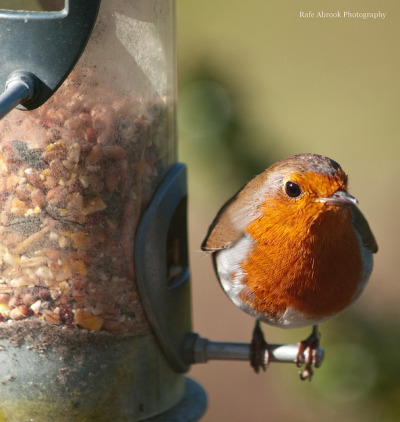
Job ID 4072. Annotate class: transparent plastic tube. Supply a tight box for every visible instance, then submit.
[0,0,176,335]
[0,2,183,420]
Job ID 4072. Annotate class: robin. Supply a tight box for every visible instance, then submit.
[201,153,378,380]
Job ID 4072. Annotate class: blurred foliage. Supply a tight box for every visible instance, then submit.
[180,63,399,418]
[178,65,282,201]
[309,311,400,421]
[177,13,399,420]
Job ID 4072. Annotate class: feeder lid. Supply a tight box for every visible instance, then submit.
[0,0,101,110]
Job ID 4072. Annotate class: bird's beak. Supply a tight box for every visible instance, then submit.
[316,190,358,206]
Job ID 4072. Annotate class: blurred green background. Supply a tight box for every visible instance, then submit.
[177,1,400,421]
[1,0,399,421]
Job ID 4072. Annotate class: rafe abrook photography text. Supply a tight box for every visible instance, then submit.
[299,10,387,20]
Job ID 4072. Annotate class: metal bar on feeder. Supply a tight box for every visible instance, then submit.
[0,73,36,120]
[190,336,324,367]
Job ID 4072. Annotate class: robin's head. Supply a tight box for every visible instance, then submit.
[262,153,355,207]
[242,154,359,235]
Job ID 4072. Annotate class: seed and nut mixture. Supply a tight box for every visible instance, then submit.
[0,69,170,333]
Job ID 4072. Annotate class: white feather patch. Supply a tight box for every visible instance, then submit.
[215,235,254,308]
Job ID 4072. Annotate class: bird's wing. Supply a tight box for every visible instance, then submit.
[201,172,270,252]
[201,192,244,251]
[351,204,378,253]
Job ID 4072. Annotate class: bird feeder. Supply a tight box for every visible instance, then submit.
[0,1,206,420]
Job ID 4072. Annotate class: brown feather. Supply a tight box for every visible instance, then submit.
[201,170,272,251]
[201,194,242,251]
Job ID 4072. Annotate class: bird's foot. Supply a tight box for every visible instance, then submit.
[250,320,269,373]
[295,325,320,381]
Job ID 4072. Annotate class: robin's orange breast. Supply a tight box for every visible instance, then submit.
[239,200,363,320]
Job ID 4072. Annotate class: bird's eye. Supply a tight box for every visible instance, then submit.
[285,181,302,198]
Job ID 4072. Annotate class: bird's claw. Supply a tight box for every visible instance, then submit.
[295,325,320,381]
[250,320,269,373]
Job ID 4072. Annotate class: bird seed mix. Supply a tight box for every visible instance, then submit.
[0,68,170,335]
